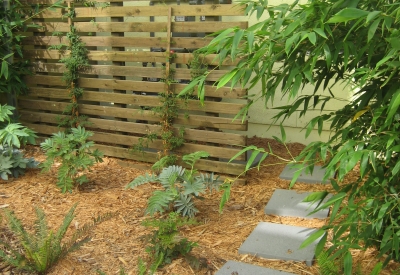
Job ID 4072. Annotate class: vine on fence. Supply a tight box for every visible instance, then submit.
[55,1,91,128]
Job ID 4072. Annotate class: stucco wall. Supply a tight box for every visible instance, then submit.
[238,0,352,144]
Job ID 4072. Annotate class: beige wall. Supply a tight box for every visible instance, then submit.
[238,0,352,144]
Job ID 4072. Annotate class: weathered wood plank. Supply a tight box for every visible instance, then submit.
[18,98,246,130]
[23,49,236,65]
[73,5,245,18]
[19,110,246,145]
[24,75,247,99]
[30,21,247,33]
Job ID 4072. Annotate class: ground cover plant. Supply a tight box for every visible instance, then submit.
[178,0,400,273]
[126,151,230,217]
[2,139,400,275]
[40,126,103,193]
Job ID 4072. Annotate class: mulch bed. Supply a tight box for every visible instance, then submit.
[1,137,399,275]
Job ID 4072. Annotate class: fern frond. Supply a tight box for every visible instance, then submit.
[34,208,48,249]
[174,194,198,218]
[158,166,185,188]
[146,189,177,216]
[3,209,34,252]
[55,203,77,244]
[126,173,159,189]
[317,250,340,275]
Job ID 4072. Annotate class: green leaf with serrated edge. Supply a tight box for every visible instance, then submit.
[300,229,324,249]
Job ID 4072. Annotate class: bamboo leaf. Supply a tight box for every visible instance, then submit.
[300,229,325,249]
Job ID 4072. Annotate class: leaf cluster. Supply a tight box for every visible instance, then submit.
[0,145,39,180]
[182,0,400,272]
[126,151,230,217]
[140,212,198,273]
[0,203,113,274]
[40,126,103,193]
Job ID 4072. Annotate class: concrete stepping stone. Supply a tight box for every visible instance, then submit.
[279,164,331,184]
[215,260,297,275]
[264,189,331,219]
[238,222,322,266]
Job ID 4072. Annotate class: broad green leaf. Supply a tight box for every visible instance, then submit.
[366,11,381,23]
[1,61,9,79]
[313,28,327,39]
[300,229,325,249]
[231,29,244,60]
[283,20,300,37]
[387,89,400,122]
[367,19,380,42]
[343,251,353,275]
[307,32,316,45]
[327,8,369,23]
[323,44,332,69]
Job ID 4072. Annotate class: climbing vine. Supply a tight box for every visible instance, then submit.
[134,51,185,168]
[56,1,91,128]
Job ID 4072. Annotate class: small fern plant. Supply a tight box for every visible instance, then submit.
[140,212,198,273]
[40,126,103,193]
[0,204,113,274]
[126,151,231,217]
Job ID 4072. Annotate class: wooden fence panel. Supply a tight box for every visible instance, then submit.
[19,1,248,178]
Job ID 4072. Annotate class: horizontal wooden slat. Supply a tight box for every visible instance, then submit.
[22,122,243,160]
[19,110,246,145]
[24,36,212,50]
[24,49,236,65]
[30,21,247,33]
[24,87,246,115]
[24,75,247,99]
[96,144,245,175]
[18,99,247,130]
[31,63,237,83]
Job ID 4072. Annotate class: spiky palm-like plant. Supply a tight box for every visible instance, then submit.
[126,151,231,217]
[0,204,112,274]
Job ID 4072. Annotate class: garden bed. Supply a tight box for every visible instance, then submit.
[1,137,399,275]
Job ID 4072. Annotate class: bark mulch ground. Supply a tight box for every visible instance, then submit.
[1,137,399,275]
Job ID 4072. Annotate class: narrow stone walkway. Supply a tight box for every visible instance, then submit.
[215,164,331,275]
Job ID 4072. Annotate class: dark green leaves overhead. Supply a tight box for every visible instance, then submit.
[186,0,400,270]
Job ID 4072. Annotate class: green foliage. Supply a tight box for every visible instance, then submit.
[57,2,90,128]
[0,145,39,180]
[140,212,198,273]
[0,0,64,95]
[0,104,38,180]
[40,126,103,193]
[181,0,400,271]
[126,151,230,217]
[0,203,113,274]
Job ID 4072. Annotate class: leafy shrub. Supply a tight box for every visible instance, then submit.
[140,212,198,273]
[40,126,103,193]
[0,145,38,180]
[0,104,38,180]
[126,151,231,217]
[0,203,113,274]
[181,0,400,272]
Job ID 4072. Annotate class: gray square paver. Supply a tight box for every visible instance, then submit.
[264,189,331,219]
[279,164,332,184]
[215,260,297,275]
[238,222,322,266]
